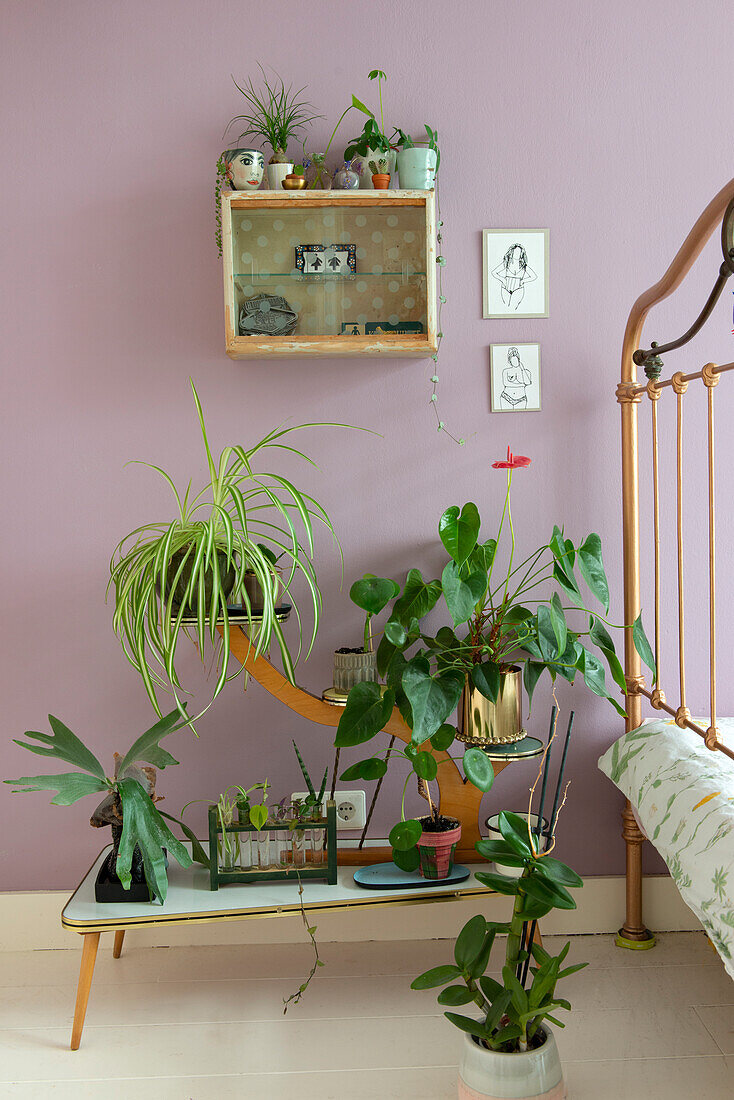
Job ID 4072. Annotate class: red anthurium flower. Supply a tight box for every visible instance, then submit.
[492,446,531,469]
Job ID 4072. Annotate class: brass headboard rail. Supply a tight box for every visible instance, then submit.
[619,175,734,765]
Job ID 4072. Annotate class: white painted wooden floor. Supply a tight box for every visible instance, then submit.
[1,932,732,1097]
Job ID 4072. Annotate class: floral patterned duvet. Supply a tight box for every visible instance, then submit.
[598,717,734,976]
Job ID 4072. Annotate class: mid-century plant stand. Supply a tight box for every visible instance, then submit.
[222,189,437,358]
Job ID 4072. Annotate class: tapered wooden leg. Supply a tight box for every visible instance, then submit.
[70,932,100,1050]
[617,800,655,949]
[112,930,125,959]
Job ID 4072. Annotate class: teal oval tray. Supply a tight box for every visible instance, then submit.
[353,863,471,890]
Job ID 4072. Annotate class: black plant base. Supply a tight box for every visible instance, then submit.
[94,850,151,903]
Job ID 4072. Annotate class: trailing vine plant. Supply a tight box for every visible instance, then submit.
[428,179,468,447]
[215,153,229,257]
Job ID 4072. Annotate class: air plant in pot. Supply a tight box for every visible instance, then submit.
[4,709,206,903]
[224,65,323,189]
[109,379,343,727]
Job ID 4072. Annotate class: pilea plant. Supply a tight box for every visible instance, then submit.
[412,809,587,1053]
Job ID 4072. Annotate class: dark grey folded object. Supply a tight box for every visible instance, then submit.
[239,294,298,336]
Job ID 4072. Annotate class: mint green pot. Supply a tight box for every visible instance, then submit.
[396,147,437,189]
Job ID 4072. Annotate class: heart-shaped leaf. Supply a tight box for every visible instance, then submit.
[392,845,420,872]
[430,724,456,751]
[403,664,464,745]
[393,568,442,628]
[441,561,487,626]
[470,661,501,703]
[578,533,610,612]
[438,503,480,565]
[335,682,395,747]
[350,575,399,616]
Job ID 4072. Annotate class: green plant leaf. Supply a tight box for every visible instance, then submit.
[392,845,420,872]
[412,751,438,781]
[463,747,494,792]
[484,987,513,1034]
[474,839,526,866]
[249,803,268,830]
[523,871,577,910]
[577,647,626,717]
[4,771,108,806]
[534,856,583,888]
[411,964,462,989]
[549,593,567,656]
[536,605,558,660]
[443,1013,493,1042]
[438,503,480,565]
[11,716,106,779]
[632,613,656,682]
[470,661,501,703]
[454,914,487,969]
[441,561,486,626]
[339,756,388,782]
[430,724,456,751]
[497,810,534,858]
[437,984,475,1006]
[349,575,399,616]
[479,975,504,1001]
[475,871,520,896]
[384,619,408,648]
[116,777,192,902]
[158,809,209,868]
[468,538,496,574]
[392,569,442,628]
[403,664,464,745]
[578,533,610,612]
[389,819,422,851]
[502,965,530,1015]
[335,682,395,747]
[116,708,189,775]
[523,661,545,709]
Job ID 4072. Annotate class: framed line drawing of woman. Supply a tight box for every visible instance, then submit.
[483,229,549,318]
[490,343,541,411]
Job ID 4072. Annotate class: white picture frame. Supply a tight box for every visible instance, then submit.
[483,229,549,319]
[490,343,542,412]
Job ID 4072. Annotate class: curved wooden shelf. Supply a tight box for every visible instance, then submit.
[220,625,512,864]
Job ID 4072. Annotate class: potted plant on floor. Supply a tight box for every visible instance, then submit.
[224,66,323,190]
[395,124,440,189]
[344,70,397,188]
[109,379,343,725]
[412,807,587,1099]
[4,708,207,903]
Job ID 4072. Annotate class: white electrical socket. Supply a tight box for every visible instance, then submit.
[290,789,367,830]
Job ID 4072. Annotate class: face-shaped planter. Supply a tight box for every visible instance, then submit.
[225,149,265,191]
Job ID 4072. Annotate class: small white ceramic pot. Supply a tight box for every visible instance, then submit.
[396,147,437,189]
[354,147,397,188]
[485,812,548,877]
[458,1026,566,1100]
[267,161,294,190]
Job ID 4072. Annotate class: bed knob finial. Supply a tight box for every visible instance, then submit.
[671,372,689,395]
[705,725,720,750]
[650,688,666,709]
[701,363,720,388]
[675,705,691,728]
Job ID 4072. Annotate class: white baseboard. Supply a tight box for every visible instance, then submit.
[0,875,698,952]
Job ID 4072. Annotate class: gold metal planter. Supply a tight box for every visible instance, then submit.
[457,667,526,746]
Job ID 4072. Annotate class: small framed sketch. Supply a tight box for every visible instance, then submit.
[295,243,356,276]
[483,229,549,318]
[490,343,541,412]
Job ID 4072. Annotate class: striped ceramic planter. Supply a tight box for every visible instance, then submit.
[415,817,461,879]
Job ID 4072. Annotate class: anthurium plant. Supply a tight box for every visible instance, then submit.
[412,809,587,1053]
[109,379,343,725]
[334,447,654,866]
[4,709,206,903]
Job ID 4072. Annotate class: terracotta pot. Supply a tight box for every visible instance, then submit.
[458,667,525,746]
[371,173,391,189]
[458,1026,566,1100]
[332,649,377,692]
[415,816,461,880]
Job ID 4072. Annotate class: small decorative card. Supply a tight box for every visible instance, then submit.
[295,243,356,276]
[341,321,424,335]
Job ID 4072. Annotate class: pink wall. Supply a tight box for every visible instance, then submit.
[2,0,734,890]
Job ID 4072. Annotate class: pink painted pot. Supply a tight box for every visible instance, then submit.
[415,816,461,879]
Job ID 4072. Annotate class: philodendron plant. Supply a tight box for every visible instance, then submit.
[334,448,654,867]
[109,379,343,725]
[412,809,587,1053]
[4,709,206,903]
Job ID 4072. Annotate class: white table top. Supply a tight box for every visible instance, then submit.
[62,846,494,932]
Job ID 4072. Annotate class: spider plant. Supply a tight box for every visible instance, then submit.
[224,65,323,162]
[109,379,344,726]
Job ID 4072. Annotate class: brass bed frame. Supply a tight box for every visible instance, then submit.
[616,176,734,947]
